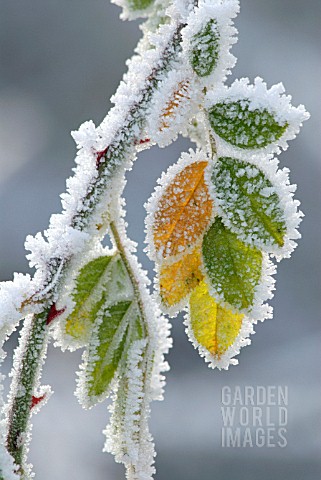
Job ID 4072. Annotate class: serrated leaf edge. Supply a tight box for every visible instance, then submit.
[205,77,310,155]
[144,148,215,263]
[103,338,156,479]
[184,305,254,370]
[200,240,277,322]
[146,69,201,148]
[53,249,134,351]
[181,0,239,87]
[75,300,141,409]
[204,154,304,260]
[113,0,156,22]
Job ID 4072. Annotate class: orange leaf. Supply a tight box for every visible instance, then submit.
[159,248,204,307]
[153,161,213,258]
[159,81,190,131]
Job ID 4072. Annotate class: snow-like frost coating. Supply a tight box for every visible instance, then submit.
[145,0,239,149]
[102,203,171,479]
[4,313,51,480]
[146,68,201,148]
[0,11,185,339]
[112,0,156,21]
[0,352,19,479]
[53,243,118,352]
[57,189,172,478]
[109,197,172,400]
[205,77,310,155]
[200,251,277,324]
[0,418,19,480]
[145,148,213,265]
[0,274,35,332]
[145,146,279,367]
[205,153,304,259]
[182,0,239,85]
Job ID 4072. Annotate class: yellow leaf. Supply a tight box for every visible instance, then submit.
[189,281,243,358]
[153,161,213,259]
[159,248,204,307]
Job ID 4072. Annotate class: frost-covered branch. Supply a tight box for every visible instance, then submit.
[6,312,50,478]
[0,0,195,476]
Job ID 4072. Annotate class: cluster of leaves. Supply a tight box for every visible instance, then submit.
[54,241,166,479]
[146,126,299,367]
[145,5,307,369]
[64,255,146,401]
[145,64,307,369]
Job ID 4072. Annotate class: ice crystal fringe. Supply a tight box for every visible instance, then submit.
[181,0,239,86]
[0,348,19,480]
[184,310,254,370]
[112,0,157,22]
[205,152,304,259]
[201,251,277,323]
[146,71,201,148]
[108,200,171,403]
[70,195,171,476]
[183,111,210,148]
[145,147,277,320]
[4,314,51,480]
[205,77,310,155]
[145,148,213,265]
[104,205,171,478]
[0,431,18,480]
[104,340,155,480]
[0,16,186,337]
[53,244,118,352]
[145,0,239,149]
[0,275,35,332]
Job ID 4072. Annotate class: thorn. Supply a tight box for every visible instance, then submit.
[134,138,150,146]
[46,303,66,325]
[96,147,109,169]
[31,394,46,410]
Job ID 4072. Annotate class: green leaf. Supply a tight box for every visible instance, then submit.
[127,0,154,11]
[105,338,151,474]
[190,19,220,77]
[67,254,147,401]
[202,218,263,310]
[212,157,287,248]
[86,300,146,398]
[65,255,114,341]
[65,255,133,342]
[208,100,288,149]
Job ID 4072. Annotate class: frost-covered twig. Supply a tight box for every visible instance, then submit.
[6,312,50,478]
[1,9,187,477]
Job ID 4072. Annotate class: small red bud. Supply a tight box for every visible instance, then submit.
[31,394,46,410]
[46,303,66,325]
[137,138,150,145]
[96,147,109,169]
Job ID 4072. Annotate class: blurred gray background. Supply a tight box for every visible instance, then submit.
[1,0,320,479]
